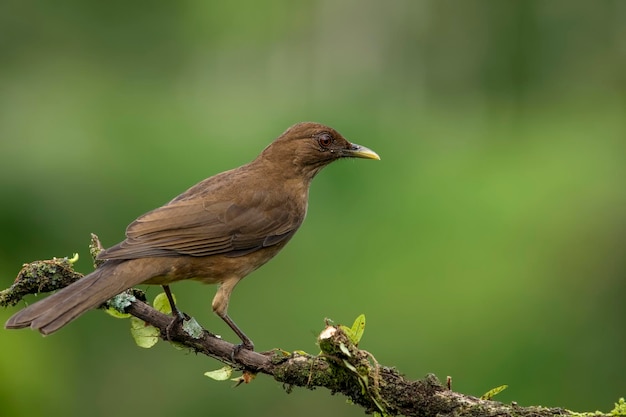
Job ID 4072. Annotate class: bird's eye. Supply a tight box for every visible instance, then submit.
[317,133,333,148]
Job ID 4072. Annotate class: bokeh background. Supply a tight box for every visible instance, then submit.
[1,1,624,416]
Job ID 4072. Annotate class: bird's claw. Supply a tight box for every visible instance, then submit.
[230,341,254,362]
[165,311,189,341]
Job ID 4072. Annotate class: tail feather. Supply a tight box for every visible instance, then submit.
[5,259,160,335]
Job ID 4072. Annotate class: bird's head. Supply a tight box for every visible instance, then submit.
[260,122,380,180]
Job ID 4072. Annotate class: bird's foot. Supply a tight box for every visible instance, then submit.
[231,340,254,362]
[165,310,190,341]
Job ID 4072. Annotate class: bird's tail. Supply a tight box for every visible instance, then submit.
[5,259,163,335]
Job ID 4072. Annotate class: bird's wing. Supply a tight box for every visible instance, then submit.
[98,197,302,260]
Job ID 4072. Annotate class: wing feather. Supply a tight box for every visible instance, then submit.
[98,194,303,260]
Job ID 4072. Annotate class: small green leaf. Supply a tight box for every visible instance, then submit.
[350,314,366,345]
[205,366,233,381]
[480,384,508,400]
[342,359,357,373]
[153,292,173,314]
[339,342,351,357]
[68,253,79,264]
[130,317,159,348]
[339,314,366,346]
[104,307,131,319]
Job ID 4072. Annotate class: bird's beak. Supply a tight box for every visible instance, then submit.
[344,143,380,160]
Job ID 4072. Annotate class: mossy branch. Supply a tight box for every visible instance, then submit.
[1,239,623,417]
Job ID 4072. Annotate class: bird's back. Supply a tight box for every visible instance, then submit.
[99,158,310,263]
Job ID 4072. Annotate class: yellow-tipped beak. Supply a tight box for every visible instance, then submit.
[345,143,380,160]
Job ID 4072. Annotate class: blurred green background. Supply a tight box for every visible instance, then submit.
[1,1,624,416]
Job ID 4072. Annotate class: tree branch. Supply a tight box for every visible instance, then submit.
[2,247,622,417]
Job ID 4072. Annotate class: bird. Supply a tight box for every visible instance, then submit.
[5,122,379,350]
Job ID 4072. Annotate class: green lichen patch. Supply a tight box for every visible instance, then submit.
[0,257,84,307]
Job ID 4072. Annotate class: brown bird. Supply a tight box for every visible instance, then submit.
[5,122,379,350]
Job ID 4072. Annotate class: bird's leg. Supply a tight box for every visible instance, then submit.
[218,311,254,353]
[212,278,254,355]
[162,284,187,340]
